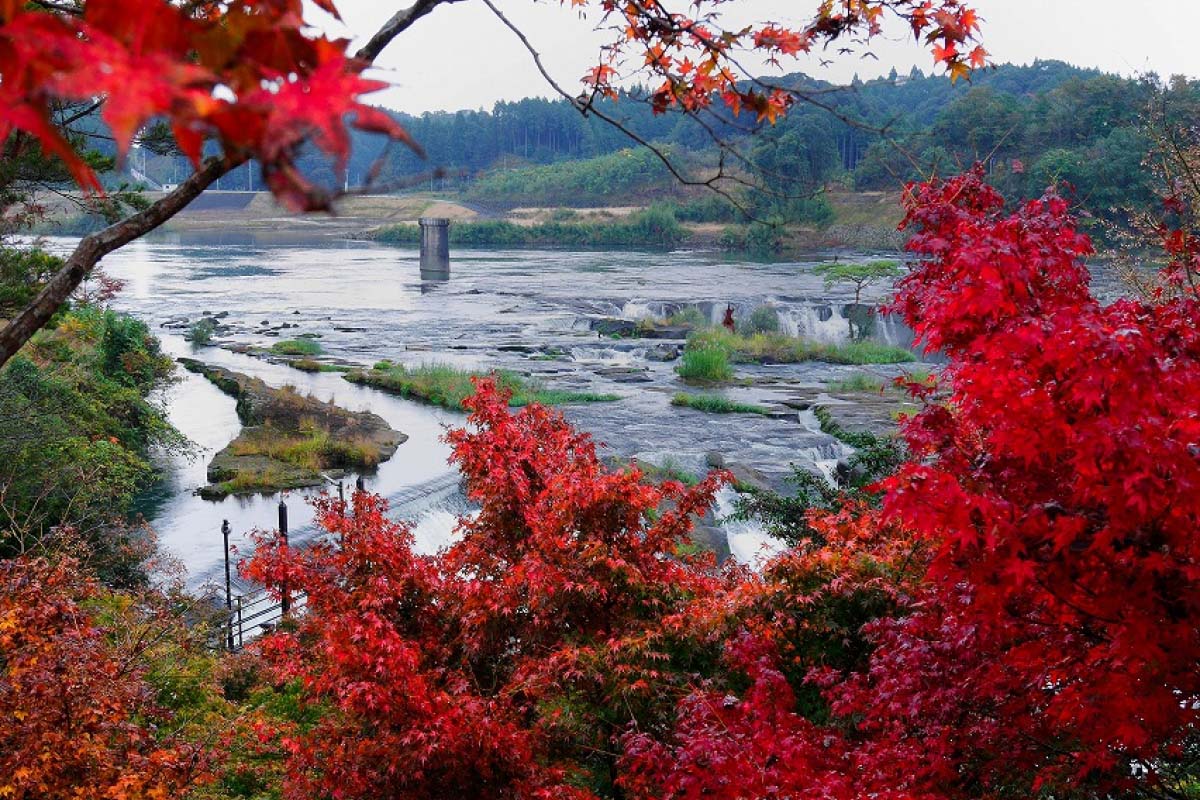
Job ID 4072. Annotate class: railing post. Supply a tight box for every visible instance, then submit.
[222,519,234,651]
[278,499,290,617]
[353,475,365,521]
[236,595,244,649]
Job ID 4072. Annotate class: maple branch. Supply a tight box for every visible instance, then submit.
[354,0,466,62]
[0,0,466,369]
[0,156,242,366]
[480,0,753,213]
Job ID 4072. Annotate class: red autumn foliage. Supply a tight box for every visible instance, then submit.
[0,0,415,209]
[585,0,985,119]
[244,379,729,799]
[629,168,1200,799]
[0,558,206,800]
[0,0,980,210]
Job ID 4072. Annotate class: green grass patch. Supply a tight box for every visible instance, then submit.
[375,205,688,250]
[686,328,914,366]
[290,358,350,373]
[676,345,734,383]
[672,392,769,415]
[272,339,322,356]
[346,362,619,410]
[826,372,887,392]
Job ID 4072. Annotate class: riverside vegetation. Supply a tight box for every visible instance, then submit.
[346,361,619,410]
[677,327,914,383]
[0,289,179,584]
[374,205,688,250]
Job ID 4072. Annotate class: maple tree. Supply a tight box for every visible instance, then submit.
[0,557,211,800]
[244,379,730,798]
[0,0,980,367]
[624,168,1200,799]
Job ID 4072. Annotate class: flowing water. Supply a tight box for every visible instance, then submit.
[43,233,922,587]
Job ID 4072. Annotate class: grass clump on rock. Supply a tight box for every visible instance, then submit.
[272,338,322,356]
[676,344,734,383]
[672,392,769,415]
[685,327,914,366]
[347,361,619,411]
[180,360,404,498]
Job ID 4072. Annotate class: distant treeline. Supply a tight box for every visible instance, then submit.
[375,206,688,250]
[130,61,1200,225]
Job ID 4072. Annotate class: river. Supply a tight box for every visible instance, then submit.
[43,232,922,590]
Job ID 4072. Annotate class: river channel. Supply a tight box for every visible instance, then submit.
[45,232,925,590]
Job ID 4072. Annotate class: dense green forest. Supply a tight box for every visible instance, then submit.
[281,60,1189,222]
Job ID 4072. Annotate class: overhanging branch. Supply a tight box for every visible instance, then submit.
[0,0,462,369]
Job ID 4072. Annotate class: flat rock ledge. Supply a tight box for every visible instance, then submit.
[179,358,406,499]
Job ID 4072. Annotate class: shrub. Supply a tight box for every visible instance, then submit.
[272,339,322,356]
[666,307,708,328]
[676,345,733,382]
[739,305,780,335]
[186,319,215,345]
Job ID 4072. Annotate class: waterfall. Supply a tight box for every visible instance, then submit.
[713,485,787,568]
[778,305,853,342]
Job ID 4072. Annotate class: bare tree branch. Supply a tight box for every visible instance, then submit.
[354,0,466,62]
[0,155,242,365]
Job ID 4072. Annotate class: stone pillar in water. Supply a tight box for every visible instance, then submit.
[419,217,450,277]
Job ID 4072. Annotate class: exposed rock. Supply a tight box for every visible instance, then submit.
[645,344,681,362]
[590,317,638,337]
[704,451,773,493]
[595,365,653,384]
[815,391,917,440]
[639,324,691,340]
[688,523,732,564]
[179,359,406,499]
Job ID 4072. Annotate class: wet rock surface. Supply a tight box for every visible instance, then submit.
[179,359,406,499]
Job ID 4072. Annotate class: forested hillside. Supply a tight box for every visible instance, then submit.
[119,60,1194,230]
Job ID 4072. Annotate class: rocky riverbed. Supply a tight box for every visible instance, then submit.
[34,233,944,583]
[180,360,406,499]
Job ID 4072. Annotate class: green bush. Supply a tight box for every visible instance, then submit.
[666,307,708,328]
[676,345,733,383]
[187,319,215,345]
[272,339,322,356]
[740,305,780,335]
[0,247,62,319]
[0,309,179,583]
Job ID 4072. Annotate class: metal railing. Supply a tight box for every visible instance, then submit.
[209,473,467,652]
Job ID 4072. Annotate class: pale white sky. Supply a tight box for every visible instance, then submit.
[308,1,1200,114]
